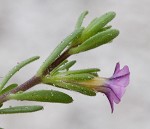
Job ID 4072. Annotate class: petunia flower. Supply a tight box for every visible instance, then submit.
[78,63,130,112]
[42,62,130,112]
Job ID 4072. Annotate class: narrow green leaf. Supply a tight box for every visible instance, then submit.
[65,68,100,74]
[0,84,18,95]
[50,60,76,76]
[81,11,116,41]
[50,60,68,75]
[9,90,73,104]
[37,27,84,76]
[51,80,96,96]
[0,105,43,114]
[69,29,119,54]
[61,73,94,81]
[100,25,112,32]
[58,60,76,71]
[75,10,88,29]
[85,17,98,31]
[0,56,40,91]
[90,72,99,77]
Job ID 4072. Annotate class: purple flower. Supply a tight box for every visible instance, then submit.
[78,63,130,112]
[57,62,130,112]
[95,63,130,112]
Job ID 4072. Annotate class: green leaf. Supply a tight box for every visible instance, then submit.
[9,90,73,104]
[51,80,96,96]
[75,10,88,29]
[57,60,76,71]
[0,105,43,114]
[81,11,116,41]
[50,60,76,76]
[0,56,40,91]
[69,29,119,54]
[50,60,68,75]
[37,27,84,76]
[100,25,112,32]
[60,73,95,81]
[65,68,100,74]
[85,17,98,30]
[0,84,18,95]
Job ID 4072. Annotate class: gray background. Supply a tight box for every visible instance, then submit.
[0,0,149,129]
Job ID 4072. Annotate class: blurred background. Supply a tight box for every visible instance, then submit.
[0,0,149,129]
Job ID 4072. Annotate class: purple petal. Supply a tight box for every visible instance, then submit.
[113,62,120,75]
[105,87,120,113]
[96,86,120,113]
[106,93,114,113]
[112,65,130,78]
[104,63,130,112]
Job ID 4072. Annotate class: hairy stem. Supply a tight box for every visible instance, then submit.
[43,50,70,75]
[0,50,70,104]
[0,76,41,103]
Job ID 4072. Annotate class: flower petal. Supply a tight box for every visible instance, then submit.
[96,86,120,113]
[113,62,120,75]
[113,65,130,78]
[106,93,114,113]
[105,87,120,113]
[104,63,130,112]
